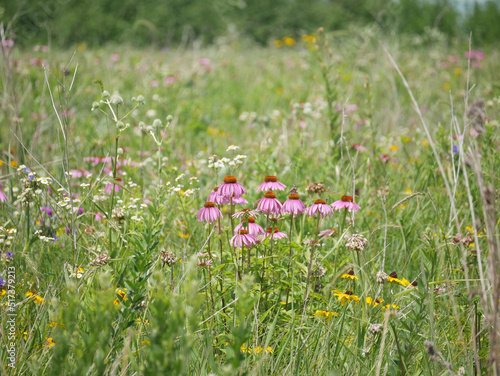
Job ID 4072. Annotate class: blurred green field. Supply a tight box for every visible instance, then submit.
[0,29,500,375]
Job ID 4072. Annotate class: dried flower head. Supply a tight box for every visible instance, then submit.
[305,182,325,195]
[368,323,383,335]
[90,253,111,267]
[345,232,368,251]
[161,250,177,267]
[376,271,388,284]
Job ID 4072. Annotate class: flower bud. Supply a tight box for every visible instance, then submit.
[102,90,110,99]
[91,101,100,111]
[110,94,123,105]
[153,119,162,128]
[166,115,173,123]
[117,148,124,155]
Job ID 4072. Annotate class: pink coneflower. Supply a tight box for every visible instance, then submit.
[234,217,265,236]
[0,183,7,203]
[255,191,283,214]
[281,187,306,215]
[331,196,360,212]
[265,227,288,240]
[230,229,256,248]
[233,208,260,219]
[196,202,223,223]
[232,194,248,205]
[257,176,286,191]
[218,176,247,199]
[306,199,333,218]
[319,228,338,238]
[207,187,230,205]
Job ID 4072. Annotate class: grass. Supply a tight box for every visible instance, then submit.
[0,28,499,375]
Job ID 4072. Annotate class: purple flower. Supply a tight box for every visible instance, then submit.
[331,196,360,212]
[0,278,5,286]
[255,191,283,215]
[78,207,84,215]
[233,208,260,219]
[65,227,70,234]
[0,187,7,203]
[319,228,338,239]
[207,187,230,206]
[306,199,333,218]
[95,212,103,221]
[6,252,13,258]
[218,176,247,199]
[265,227,288,240]
[232,195,248,205]
[234,217,265,236]
[453,145,459,155]
[281,187,306,215]
[257,176,286,192]
[230,230,257,248]
[196,202,223,223]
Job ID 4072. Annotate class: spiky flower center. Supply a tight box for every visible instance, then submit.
[264,176,278,182]
[223,175,237,184]
[204,202,215,208]
[214,186,219,192]
[264,191,276,199]
[345,290,353,295]
[266,227,279,233]
[347,270,354,276]
[247,217,256,223]
[288,193,300,200]
[411,281,418,287]
[389,271,398,278]
[238,229,249,235]
[341,195,353,202]
[314,199,326,205]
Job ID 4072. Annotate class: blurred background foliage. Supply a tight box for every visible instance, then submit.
[1,0,499,47]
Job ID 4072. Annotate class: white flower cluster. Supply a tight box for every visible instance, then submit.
[0,227,17,247]
[207,153,246,169]
[238,112,257,122]
[34,230,55,243]
[226,145,240,151]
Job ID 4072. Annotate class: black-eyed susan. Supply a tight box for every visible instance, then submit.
[366,297,384,307]
[341,270,358,280]
[333,290,360,305]
[387,272,411,287]
[381,303,400,310]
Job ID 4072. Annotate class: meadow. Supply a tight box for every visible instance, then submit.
[0,28,500,375]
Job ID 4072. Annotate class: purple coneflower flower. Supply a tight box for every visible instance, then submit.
[218,176,247,199]
[255,191,283,214]
[207,186,230,205]
[196,202,223,223]
[306,199,333,218]
[233,208,260,219]
[257,176,286,192]
[319,228,338,238]
[281,187,306,215]
[0,183,7,203]
[331,196,360,212]
[230,229,256,248]
[234,217,265,236]
[232,194,248,205]
[265,227,287,240]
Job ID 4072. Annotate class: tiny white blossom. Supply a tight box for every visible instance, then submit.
[226,145,240,151]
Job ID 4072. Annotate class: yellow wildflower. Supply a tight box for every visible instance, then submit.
[314,310,338,322]
[341,270,358,280]
[366,297,384,307]
[141,340,151,346]
[274,40,283,48]
[382,304,400,310]
[333,290,360,305]
[265,346,273,354]
[283,36,296,46]
[390,145,399,152]
[43,337,55,348]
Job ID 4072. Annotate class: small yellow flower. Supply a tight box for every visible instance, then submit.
[333,290,360,305]
[314,310,338,322]
[382,304,400,311]
[254,346,263,354]
[387,272,411,287]
[453,68,462,76]
[265,346,273,354]
[341,270,358,280]
[117,289,127,301]
[26,291,34,298]
[280,301,287,305]
[366,297,384,307]
[141,340,151,346]
[422,139,429,148]
[301,34,316,44]
[113,298,120,306]
[390,145,399,152]
[240,343,250,353]
[442,82,451,90]
[283,36,296,46]
[43,337,55,348]
[35,295,45,305]
[405,188,413,194]
[23,330,28,341]
[274,40,283,48]
[10,160,18,167]
[0,289,6,297]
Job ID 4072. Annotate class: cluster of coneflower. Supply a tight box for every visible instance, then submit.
[196,175,361,249]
